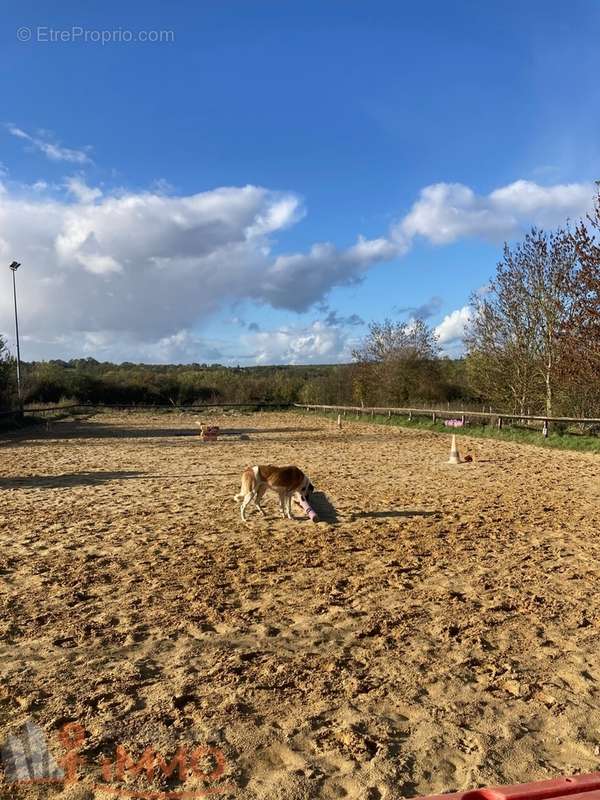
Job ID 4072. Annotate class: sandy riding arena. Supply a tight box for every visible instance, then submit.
[1,411,599,800]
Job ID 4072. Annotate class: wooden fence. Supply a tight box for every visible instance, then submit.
[0,401,292,422]
[2,401,598,438]
[294,403,600,438]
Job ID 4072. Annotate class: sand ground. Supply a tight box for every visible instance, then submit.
[1,410,599,800]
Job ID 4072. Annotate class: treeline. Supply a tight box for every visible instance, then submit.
[0,355,474,410]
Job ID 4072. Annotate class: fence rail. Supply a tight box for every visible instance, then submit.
[294,403,600,437]
[86,401,293,411]
[2,401,598,437]
[0,401,293,421]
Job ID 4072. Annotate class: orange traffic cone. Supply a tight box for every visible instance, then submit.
[448,434,461,464]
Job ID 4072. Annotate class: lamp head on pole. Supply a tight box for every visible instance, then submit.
[9,261,21,272]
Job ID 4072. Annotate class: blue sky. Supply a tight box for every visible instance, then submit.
[1,1,599,364]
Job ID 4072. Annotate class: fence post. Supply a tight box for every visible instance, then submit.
[542,419,549,438]
[497,416,503,430]
[432,411,436,423]
[461,414,465,426]
[408,411,412,421]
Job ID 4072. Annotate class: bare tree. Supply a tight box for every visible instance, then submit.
[352,318,439,363]
[558,186,600,414]
[352,319,441,405]
[466,228,578,415]
[466,278,538,414]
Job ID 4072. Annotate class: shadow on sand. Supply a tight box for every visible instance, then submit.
[0,471,144,490]
[0,469,250,489]
[0,420,322,444]
[354,509,441,519]
[309,491,339,524]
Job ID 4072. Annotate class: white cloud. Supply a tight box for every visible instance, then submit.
[489,180,587,217]
[434,305,472,347]
[0,174,595,363]
[6,125,92,164]
[65,176,103,203]
[0,183,386,361]
[398,180,592,244]
[19,328,227,364]
[242,320,354,365]
[257,235,398,311]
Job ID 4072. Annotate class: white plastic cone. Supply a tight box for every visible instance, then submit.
[448,434,461,464]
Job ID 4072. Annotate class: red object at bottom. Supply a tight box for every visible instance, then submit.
[418,773,600,800]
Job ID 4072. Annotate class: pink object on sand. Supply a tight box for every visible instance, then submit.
[297,496,318,522]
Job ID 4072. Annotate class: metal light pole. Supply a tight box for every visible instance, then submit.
[9,261,23,410]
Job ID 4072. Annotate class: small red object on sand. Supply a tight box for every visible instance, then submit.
[415,771,600,800]
[297,496,318,522]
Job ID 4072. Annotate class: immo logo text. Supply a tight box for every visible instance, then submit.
[1,720,232,798]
